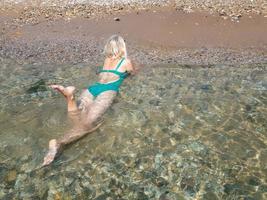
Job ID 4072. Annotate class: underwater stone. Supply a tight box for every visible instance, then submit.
[65,177,75,187]
[223,183,246,195]
[149,99,160,106]
[159,137,171,148]
[135,191,149,200]
[20,162,32,173]
[247,176,261,186]
[95,193,110,200]
[0,190,5,199]
[26,79,47,94]
[19,189,35,199]
[258,184,267,192]
[170,132,182,141]
[201,192,219,200]
[21,155,30,162]
[14,174,27,190]
[259,149,267,167]
[189,141,207,154]
[114,17,120,21]
[47,184,62,200]
[180,177,197,197]
[243,196,256,200]
[169,138,176,146]
[168,111,175,121]
[81,185,95,199]
[74,180,83,196]
[0,165,8,182]
[5,170,17,183]
[200,84,213,91]
[154,153,163,169]
[138,99,143,104]
[1,192,15,200]
[39,187,49,200]
[155,177,169,187]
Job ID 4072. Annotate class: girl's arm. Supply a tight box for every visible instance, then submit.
[126,59,137,75]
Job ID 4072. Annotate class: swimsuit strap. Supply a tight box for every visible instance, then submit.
[115,57,125,71]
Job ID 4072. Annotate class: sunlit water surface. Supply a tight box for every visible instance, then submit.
[0,59,266,200]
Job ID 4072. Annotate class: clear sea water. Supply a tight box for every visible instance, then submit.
[0,59,266,199]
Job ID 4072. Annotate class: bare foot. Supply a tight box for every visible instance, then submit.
[50,85,75,99]
[42,139,59,166]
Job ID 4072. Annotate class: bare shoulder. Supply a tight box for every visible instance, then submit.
[124,58,131,65]
[103,57,110,66]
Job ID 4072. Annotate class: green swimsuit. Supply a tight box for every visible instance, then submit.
[88,58,128,97]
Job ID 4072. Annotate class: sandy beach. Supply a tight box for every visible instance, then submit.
[0,0,266,65]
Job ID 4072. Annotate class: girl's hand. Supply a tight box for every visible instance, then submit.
[126,59,141,75]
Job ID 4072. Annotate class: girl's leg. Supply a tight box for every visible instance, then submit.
[50,85,81,125]
[61,90,116,145]
[42,90,116,166]
[78,89,94,115]
[42,123,102,166]
[50,85,78,112]
[82,90,117,125]
[68,89,94,125]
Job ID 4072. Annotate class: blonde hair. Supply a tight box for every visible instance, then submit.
[104,35,127,59]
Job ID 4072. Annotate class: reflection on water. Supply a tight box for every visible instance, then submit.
[0,58,266,199]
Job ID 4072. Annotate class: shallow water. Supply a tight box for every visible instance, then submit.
[0,58,266,199]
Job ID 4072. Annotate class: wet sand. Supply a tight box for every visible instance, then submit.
[1,7,267,65]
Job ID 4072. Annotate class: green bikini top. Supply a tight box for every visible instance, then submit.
[99,57,128,79]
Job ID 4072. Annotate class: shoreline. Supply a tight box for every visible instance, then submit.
[0,5,267,65]
[1,0,266,18]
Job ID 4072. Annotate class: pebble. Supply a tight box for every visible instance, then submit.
[6,170,17,183]
[14,174,27,190]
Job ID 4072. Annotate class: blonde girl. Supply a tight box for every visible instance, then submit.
[43,35,134,166]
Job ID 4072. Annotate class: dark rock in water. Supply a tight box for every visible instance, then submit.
[200,84,213,91]
[202,192,219,200]
[243,196,256,200]
[114,17,120,21]
[223,183,251,195]
[26,79,47,93]
[159,193,168,200]
[138,99,143,104]
[95,193,110,200]
[40,188,49,200]
[5,170,17,183]
[1,192,15,200]
[259,149,267,167]
[81,186,95,199]
[247,176,261,186]
[170,132,182,141]
[224,183,239,194]
[180,177,198,197]
[258,184,267,192]
[0,164,9,182]
[136,192,149,200]
[245,104,253,112]
[149,99,160,106]
[155,177,169,187]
